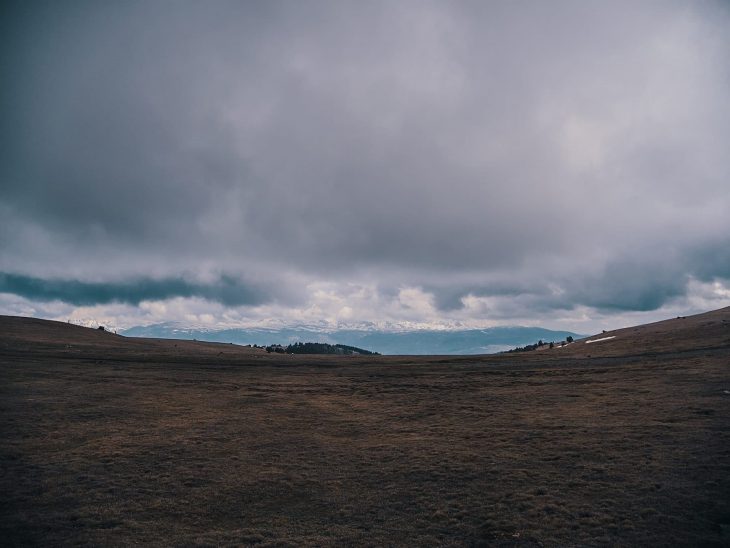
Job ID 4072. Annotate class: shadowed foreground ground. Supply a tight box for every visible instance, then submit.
[1,310,729,546]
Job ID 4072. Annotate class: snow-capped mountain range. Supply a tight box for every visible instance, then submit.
[121,322,584,355]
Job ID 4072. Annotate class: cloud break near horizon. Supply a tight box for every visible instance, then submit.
[1,0,729,333]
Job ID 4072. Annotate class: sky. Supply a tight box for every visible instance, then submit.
[1,0,729,334]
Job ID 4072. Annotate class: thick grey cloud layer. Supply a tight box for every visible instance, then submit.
[0,272,269,307]
[1,0,729,326]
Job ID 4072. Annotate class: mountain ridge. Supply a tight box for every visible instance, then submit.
[121,323,584,355]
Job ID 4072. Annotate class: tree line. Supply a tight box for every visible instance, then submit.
[265,342,379,355]
[505,336,574,353]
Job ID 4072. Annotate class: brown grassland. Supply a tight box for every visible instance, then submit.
[1,308,729,546]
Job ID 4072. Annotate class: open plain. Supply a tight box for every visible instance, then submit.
[1,309,729,546]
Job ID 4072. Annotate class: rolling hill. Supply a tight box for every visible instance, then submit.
[1,307,728,546]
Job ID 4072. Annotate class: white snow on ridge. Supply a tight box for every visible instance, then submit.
[585,336,616,344]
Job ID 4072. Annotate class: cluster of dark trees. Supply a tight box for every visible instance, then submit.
[505,335,574,353]
[265,342,379,355]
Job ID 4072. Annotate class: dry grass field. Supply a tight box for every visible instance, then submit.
[1,309,729,546]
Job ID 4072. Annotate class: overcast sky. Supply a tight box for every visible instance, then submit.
[1,0,729,333]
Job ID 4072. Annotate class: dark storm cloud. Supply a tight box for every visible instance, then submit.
[428,268,683,314]
[427,280,553,312]
[687,238,730,282]
[1,0,729,320]
[0,272,270,307]
[566,261,688,312]
[427,237,730,315]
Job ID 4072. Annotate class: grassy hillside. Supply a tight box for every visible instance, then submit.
[1,308,729,545]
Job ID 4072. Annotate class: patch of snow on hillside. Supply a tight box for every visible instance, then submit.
[585,336,616,344]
